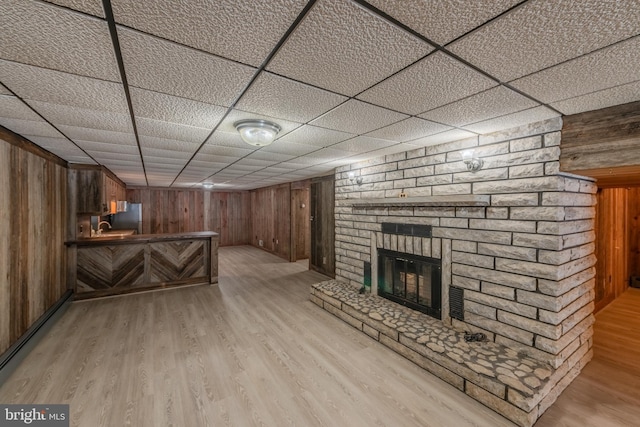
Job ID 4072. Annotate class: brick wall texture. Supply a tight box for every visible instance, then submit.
[334,118,596,369]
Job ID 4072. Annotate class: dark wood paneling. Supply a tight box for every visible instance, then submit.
[250,183,291,259]
[561,101,640,174]
[0,126,68,355]
[126,188,250,246]
[291,188,310,260]
[310,175,335,277]
[595,188,629,312]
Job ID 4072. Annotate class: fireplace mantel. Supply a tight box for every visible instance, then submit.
[350,195,490,209]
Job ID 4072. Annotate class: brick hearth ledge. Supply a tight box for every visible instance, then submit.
[311,280,584,427]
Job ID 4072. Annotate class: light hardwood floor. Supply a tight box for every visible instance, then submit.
[0,246,638,426]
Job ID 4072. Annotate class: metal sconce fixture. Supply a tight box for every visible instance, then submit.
[234,119,281,147]
[461,149,483,172]
[348,171,363,185]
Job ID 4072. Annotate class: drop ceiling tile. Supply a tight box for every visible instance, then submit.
[419,86,539,127]
[310,100,408,134]
[45,0,104,17]
[510,36,640,104]
[130,88,226,129]
[204,130,258,150]
[0,60,129,113]
[192,154,239,164]
[135,117,210,143]
[142,156,186,166]
[59,126,137,146]
[236,72,347,123]
[409,129,479,147]
[273,161,308,170]
[0,117,63,138]
[366,0,521,46]
[271,125,354,148]
[0,96,42,121]
[330,136,394,153]
[358,52,497,115]
[449,0,640,82]
[551,80,640,115]
[245,151,295,163]
[1,0,119,81]
[0,86,11,95]
[29,100,133,133]
[89,153,141,163]
[111,0,306,67]
[118,28,255,105]
[26,135,94,162]
[366,117,452,142]
[461,106,560,134]
[296,147,352,163]
[139,135,198,153]
[75,140,140,155]
[199,145,254,158]
[267,0,433,96]
[260,142,318,157]
[216,110,301,137]
[234,158,276,167]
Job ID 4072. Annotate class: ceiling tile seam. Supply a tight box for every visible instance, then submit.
[0,82,99,163]
[39,0,104,19]
[175,0,321,187]
[127,84,229,112]
[112,23,262,71]
[0,57,122,85]
[550,78,640,104]
[505,33,640,84]
[441,0,532,47]
[103,0,148,186]
[352,0,563,117]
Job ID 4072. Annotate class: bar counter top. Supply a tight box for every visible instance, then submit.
[66,231,218,246]
[66,231,219,299]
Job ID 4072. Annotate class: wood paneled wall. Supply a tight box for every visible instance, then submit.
[250,183,291,260]
[629,188,640,279]
[126,188,250,246]
[0,126,68,355]
[595,188,629,312]
[291,187,310,260]
[310,175,335,277]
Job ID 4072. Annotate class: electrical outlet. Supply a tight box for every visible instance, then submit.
[323,256,327,264]
[276,239,279,244]
[259,240,263,247]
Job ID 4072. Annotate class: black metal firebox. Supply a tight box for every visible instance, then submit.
[377,249,442,319]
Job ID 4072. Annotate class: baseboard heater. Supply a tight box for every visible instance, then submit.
[0,289,73,382]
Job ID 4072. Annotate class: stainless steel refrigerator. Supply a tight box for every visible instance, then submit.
[111,203,142,234]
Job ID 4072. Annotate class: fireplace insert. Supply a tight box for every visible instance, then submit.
[377,249,441,319]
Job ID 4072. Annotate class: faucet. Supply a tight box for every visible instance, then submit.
[97,221,112,235]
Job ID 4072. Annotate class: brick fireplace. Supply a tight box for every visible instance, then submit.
[323,117,596,425]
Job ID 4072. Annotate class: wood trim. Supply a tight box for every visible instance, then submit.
[0,125,67,168]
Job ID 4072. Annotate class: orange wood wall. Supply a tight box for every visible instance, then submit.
[629,187,640,279]
[595,188,630,312]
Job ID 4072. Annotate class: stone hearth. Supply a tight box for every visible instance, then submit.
[311,280,582,427]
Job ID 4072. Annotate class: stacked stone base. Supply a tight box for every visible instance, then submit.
[311,280,591,427]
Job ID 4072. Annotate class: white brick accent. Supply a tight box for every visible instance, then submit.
[333,118,596,373]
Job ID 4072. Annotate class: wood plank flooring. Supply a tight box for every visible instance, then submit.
[0,246,638,426]
[536,287,640,426]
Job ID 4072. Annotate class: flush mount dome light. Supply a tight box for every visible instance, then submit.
[234,119,281,147]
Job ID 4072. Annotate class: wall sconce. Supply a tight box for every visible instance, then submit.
[348,171,363,185]
[461,149,483,172]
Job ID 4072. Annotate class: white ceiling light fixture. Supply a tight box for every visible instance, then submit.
[202,183,215,189]
[234,119,281,147]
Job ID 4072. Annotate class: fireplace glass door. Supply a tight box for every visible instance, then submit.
[378,249,441,319]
